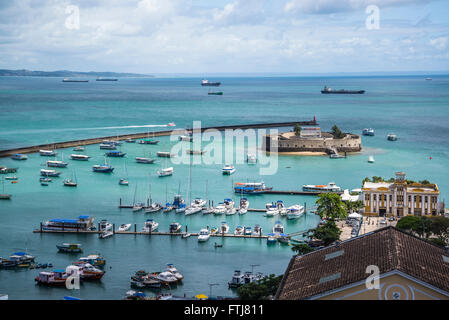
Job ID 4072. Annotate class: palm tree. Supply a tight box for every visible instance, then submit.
[294,124,301,136]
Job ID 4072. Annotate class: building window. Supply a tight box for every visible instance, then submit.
[374,195,377,201]
[365,194,370,201]
[414,195,417,202]
[408,195,411,202]
[425,208,428,214]
[389,195,392,202]
[419,196,422,202]
[408,208,411,214]
[425,196,428,203]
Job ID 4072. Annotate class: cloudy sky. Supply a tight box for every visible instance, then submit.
[0,0,448,74]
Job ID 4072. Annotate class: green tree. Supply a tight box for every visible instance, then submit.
[331,125,345,139]
[416,216,432,238]
[237,274,282,300]
[344,200,364,214]
[429,216,449,243]
[372,176,383,183]
[294,124,301,136]
[362,177,371,184]
[316,193,347,221]
[291,243,314,255]
[311,220,341,246]
[396,215,421,234]
[419,180,430,185]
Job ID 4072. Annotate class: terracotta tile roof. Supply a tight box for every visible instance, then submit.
[275,226,449,300]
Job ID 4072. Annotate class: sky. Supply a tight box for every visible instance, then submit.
[0,0,448,74]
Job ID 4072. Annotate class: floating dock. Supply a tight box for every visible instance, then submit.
[0,120,317,157]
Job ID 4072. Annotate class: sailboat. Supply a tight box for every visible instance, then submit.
[368,155,375,163]
[132,184,144,212]
[145,175,162,213]
[0,176,12,200]
[63,170,77,187]
[185,159,202,216]
[202,180,214,214]
[162,184,174,213]
[119,161,129,185]
[157,156,173,177]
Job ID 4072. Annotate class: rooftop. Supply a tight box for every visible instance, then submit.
[275,226,449,300]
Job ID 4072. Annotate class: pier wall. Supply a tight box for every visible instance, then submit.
[0,120,317,158]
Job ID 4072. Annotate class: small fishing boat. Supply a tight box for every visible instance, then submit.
[387,133,398,141]
[368,155,375,163]
[266,234,277,245]
[157,167,173,177]
[135,157,155,164]
[39,149,57,157]
[70,154,90,161]
[138,138,159,145]
[181,232,191,239]
[11,153,27,160]
[75,255,106,268]
[214,242,222,248]
[40,182,49,186]
[56,243,82,253]
[47,160,68,168]
[63,177,77,187]
[208,91,223,95]
[210,226,218,234]
[74,263,105,280]
[219,221,229,234]
[186,149,206,155]
[272,221,285,234]
[166,264,183,280]
[253,224,263,236]
[234,226,244,235]
[73,146,85,151]
[35,270,68,286]
[169,222,182,233]
[40,177,52,182]
[125,138,136,143]
[119,178,129,186]
[286,204,305,220]
[277,233,290,244]
[117,224,132,232]
[198,228,210,242]
[362,128,375,136]
[132,202,145,212]
[5,176,18,181]
[222,164,236,175]
[142,219,159,232]
[40,169,61,177]
[105,151,126,157]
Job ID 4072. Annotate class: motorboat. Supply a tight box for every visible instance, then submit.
[244,227,252,235]
[277,233,290,244]
[272,221,285,234]
[99,143,116,150]
[117,224,132,232]
[142,219,159,232]
[63,179,77,187]
[247,154,257,164]
[192,198,206,207]
[368,155,375,163]
[329,153,345,159]
[175,203,186,213]
[73,263,105,280]
[105,151,126,157]
[157,167,173,177]
[92,164,114,173]
[5,176,18,181]
[42,215,94,231]
[197,228,210,242]
[99,220,112,232]
[169,222,182,233]
[119,178,129,186]
[70,154,90,161]
[99,230,113,239]
[11,153,27,160]
[46,160,68,168]
[156,151,174,158]
[39,149,57,156]
[224,198,236,215]
[166,264,183,281]
[302,182,341,193]
[276,200,288,216]
[253,224,263,236]
[40,177,52,182]
[75,254,106,268]
[125,138,136,143]
[228,270,245,288]
[210,226,218,234]
[238,207,247,215]
[222,164,236,175]
[219,222,229,234]
[239,198,249,210]
[151,271,178,285]
[145,202,162,213]
[135,157,155,164]
[286,205,305,220]
[132,202,145,212]
[234,226,244,235]
[202,206,215,215]
[362,128,375,136]
[163,203,174,213]
[213,203,226,215]
[138,138,159,145]
[265,203,279,217]
[186,149,206,155]
[40,169,61,177]
[266,234,277,245]
[167,122,176,127]
[387,133,398,141]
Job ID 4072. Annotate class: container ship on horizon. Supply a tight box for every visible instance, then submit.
[321,86,365,94]
[201,79,221,86]
[62,78,88,82]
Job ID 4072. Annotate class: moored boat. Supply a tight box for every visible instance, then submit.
[234,182,272,194]
[105,151,126,157]
[11,153,27,160]
[362,128,375,136]
[157,167,173,177]
[75,254,106,268]
[302,182,341,193]
[135,157,155,164]
[286,204,305,220]
[47,160,68,168]
[197,228,210,242]
[42,215,94,231]
[156,151,174,158]
[222,164,236,175]
[272,221,285,235]
[166,264,183,281]
[70,154,90,161]
[117,224,132,232]
[39,149,57,156]
[219,221,229,234]
[57,243,82,253]
[35,270,68,286]
[228,270,245,288]
[40,169,61,177]
[169,222,182,233]
[92,163,114,173]
[142,219,159,232]
[387,133,398,141]
[201,79,221,86]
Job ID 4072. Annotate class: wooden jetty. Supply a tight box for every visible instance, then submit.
[0,120,317,157]
[264,190,343,195]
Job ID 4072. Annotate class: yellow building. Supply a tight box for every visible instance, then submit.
[276,227,449,300]
[362,172,440,217]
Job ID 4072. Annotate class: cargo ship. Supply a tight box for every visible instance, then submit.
[96,77,118,81]
[201,79,221,86]
[321,86,365,94]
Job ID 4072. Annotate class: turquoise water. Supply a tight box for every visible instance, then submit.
[0,75,448,299]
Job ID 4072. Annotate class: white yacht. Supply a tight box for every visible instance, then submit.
[185,205,202,216]
[214,202,227,215]
[219,221,229,234]
[246,154,257,164]
[46,160,68,168]
[117,224,132,232]
[228,270,245,288]
[70,154,90,161]
[238,198,249,214]
[39,149,56,156]
[166,264,184,281]
[234,226,244,235]
[99,220,113,232]
[265,203,279,217]
[253,224,263,236]
[222,164,236,175]
[302,182,341,193]
[276,200,288,216]
[286,205,305,220]
[142,219,159,232]
[368,155,375,163]
[132,202,145,212]
[198,228,210,242]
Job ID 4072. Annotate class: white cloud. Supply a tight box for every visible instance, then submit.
[429,37,448,50]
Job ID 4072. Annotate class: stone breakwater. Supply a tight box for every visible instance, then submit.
[263,131,362,154]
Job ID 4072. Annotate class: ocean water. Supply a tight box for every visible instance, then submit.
[0,75,448,299]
